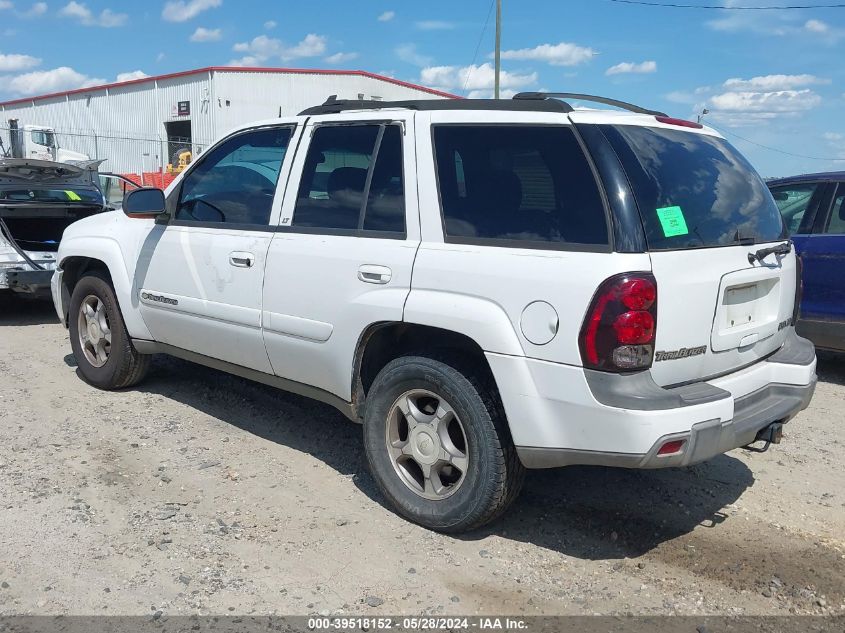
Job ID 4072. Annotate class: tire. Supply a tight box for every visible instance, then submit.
[68,271,150,389]
[363,354,525,533]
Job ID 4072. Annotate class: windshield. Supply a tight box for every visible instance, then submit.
[601,125,786,250]
[0,186,102,204]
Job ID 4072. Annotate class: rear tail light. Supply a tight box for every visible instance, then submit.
[579,272,658,371]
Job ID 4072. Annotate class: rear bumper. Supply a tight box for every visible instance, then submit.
[0,267,53,294]
[487,330,817,469]
[517,378,815,468]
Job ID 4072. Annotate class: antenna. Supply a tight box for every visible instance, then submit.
[494,0,502,99]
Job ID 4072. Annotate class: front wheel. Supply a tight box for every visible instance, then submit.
[68,272,150,389]
[363,355,524,533]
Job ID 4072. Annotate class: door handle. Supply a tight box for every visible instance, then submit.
[229,252,255,268]
[358,264,392,284]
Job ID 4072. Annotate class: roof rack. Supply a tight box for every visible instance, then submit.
[298,94,572,116]
[513,92,667,117]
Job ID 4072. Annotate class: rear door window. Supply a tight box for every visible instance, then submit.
[769,183,820,235]
[825,187,845,235]
[292,123,405,235]
[602,125,786,250]
[432,125,609,248]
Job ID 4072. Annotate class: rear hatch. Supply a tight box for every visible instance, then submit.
[590,120,795,386]
[0,158,105,253]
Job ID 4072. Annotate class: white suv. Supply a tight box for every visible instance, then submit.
[51,94,817,532]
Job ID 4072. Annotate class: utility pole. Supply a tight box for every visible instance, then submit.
[494,0,502,99]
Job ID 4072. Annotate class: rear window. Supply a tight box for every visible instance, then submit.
[602,125,786,250]
[433,125,609,248]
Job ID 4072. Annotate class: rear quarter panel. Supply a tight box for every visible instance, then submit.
[410,110,651,363]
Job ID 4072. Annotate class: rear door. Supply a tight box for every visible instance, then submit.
[594,121,795,386]
[793,183,845,346]
[261,112,419,400]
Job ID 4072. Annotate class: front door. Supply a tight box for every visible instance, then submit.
[262,113,419,400]
[135,124,297,372]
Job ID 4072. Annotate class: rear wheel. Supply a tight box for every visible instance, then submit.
[68,272,150,389]
[363,355,524,533]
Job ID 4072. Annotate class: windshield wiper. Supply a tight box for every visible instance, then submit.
[730,229,756,246]
[748,241,791,265]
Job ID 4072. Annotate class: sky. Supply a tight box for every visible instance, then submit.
[0,0,844,176]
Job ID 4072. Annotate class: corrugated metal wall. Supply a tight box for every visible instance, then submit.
[211,71,443,135]
[0,70,443,173]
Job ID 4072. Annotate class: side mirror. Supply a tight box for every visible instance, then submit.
[123,187,166,219]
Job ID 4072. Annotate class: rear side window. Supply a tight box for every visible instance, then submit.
[769,183,820,235]
[826,187,845,235]
[602,125,786,250]
[292,124,405,235]
[433,125,608,248]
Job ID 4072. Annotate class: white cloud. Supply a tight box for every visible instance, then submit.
[161,0,221,22]
[0,1,12,9]
[804,19,829,33]
[822,132,843,141]
[230,33,327,65]
[0,66,104,95]
[606,60,656,76]
[115,70,148,82]
[190,26,221,42]
[707,2,843,42]
[156,52,166,62]
[710,89,821,114]
[377,10,394,22]
[420,63,536,94]
[324,51,358,64]
[395,43,432,67]
[0,52,41,72]
[680,74,828,127]
[722,74,829,91]
[60,2,127,27]
[284,33,326,59]
[499,41,595,66]
[263,20,276,29]
[416,20,454,30]
[22,2,47,16]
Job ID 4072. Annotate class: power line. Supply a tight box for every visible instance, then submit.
[463,0,496,92]
[609,0,845,8]
[707,121,845,161]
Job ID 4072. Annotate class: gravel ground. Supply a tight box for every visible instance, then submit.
[0,294,843,617]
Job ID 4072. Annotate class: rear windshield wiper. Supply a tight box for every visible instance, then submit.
[748,241,792,265]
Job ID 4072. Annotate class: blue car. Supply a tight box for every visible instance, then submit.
[768,172,845,352]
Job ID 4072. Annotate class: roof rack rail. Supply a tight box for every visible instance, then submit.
[298,94,573,116]
[512,92,667,117]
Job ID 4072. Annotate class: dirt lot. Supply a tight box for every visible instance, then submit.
[0,294,843,618]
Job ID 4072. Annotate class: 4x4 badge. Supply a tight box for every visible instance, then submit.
[654,346,707,362]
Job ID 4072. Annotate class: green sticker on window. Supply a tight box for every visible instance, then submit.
[656,205,689,238]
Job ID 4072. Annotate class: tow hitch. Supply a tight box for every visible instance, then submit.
[742,422,784,453]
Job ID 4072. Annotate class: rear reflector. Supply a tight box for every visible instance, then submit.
[654,115,703,129]
[657,439,685,455]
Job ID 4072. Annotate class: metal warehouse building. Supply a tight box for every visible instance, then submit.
[0,66,454,176]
